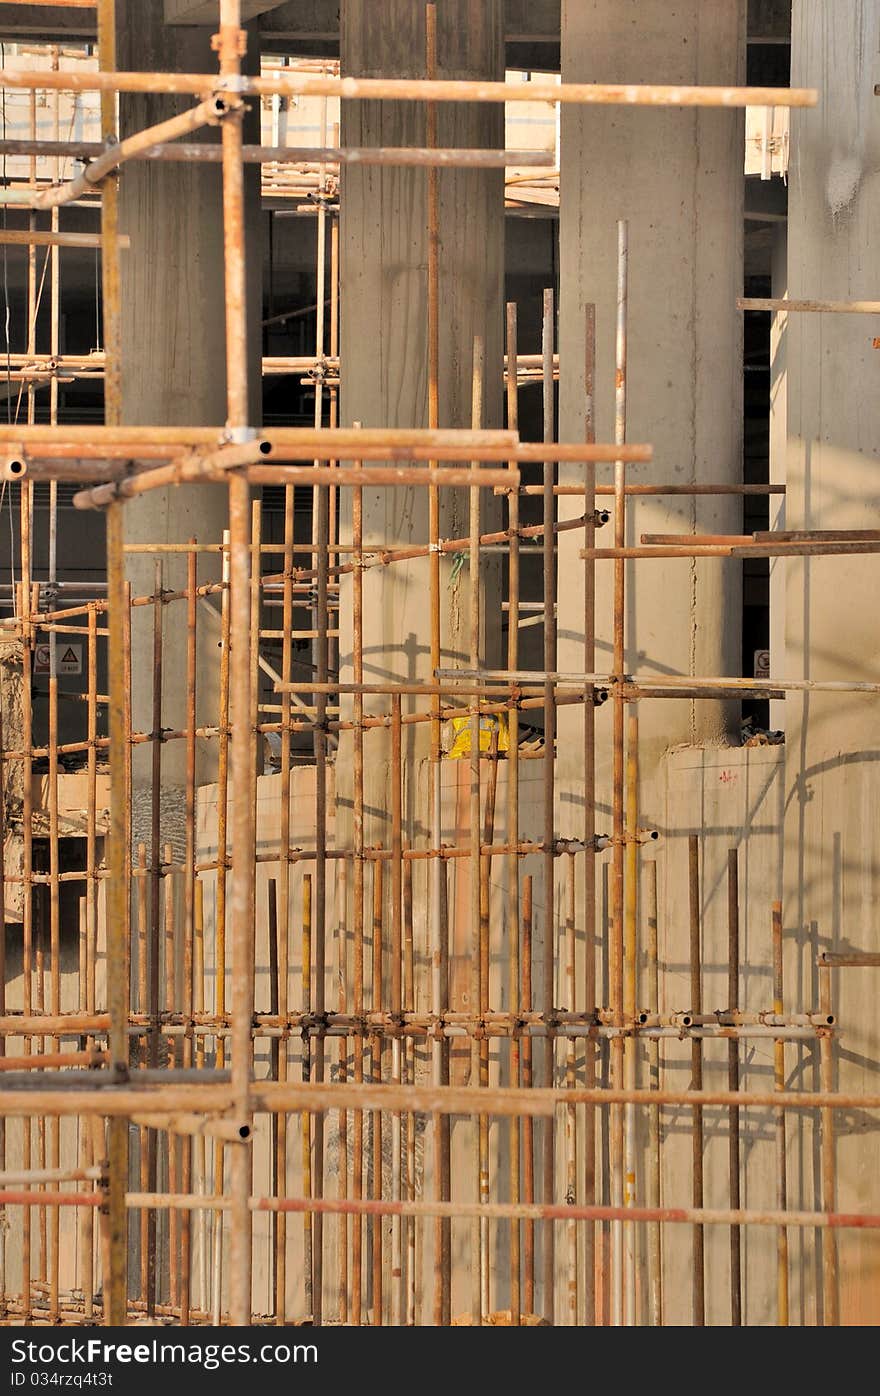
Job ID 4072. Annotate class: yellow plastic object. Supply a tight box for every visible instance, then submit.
[444,713,510,760]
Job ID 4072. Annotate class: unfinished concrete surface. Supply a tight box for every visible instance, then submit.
[338,0,505,852]
[557,0,749,1325]
[0,0,874,1330]
[119,0,263,831]
[558,0,745,788]
[784,0,880,1324]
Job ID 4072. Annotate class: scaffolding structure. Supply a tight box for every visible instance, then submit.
[0,0,877,1330]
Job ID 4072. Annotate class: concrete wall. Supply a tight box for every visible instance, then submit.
[185,743,794,1324]
[335,0,507,1052]
[655,742,784,1324]
[338,0,505,729]
[193,762,545,1319]
[783,0,880,1324]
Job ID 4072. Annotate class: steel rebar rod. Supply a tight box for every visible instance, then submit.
[96,0,126,1329]
[646,863,661,1326]
[688,837,705,1326]
[391,700,404,1327]
[301,876,314,1320]
[541,290,556,1325]
[424,10,448,1322]
[564,856,578,1325]
[351,459,365,1326]
[311,426,330,1329]
[581,301,598,1328]
[144,569,163,1317]
[505,300,522,1326]
[469,335,486,1326]
[610,220,628,1327]
[727,851,742,1327]
[522,878,535,1312]
[623,709,639,1324]
[772,901,789,1325]
[219,0,255,1328]
[818,963,839,1324]
[371,862,384,1325]
[273,474,295,1325]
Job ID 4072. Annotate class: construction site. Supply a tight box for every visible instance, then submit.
[0,0,874,1330]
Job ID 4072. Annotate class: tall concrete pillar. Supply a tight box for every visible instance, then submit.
[784,0,880,1324]
[338,0,505,843]
[556,1,745,1324]
[335,0,505,1318]
[117,1,262,852]
[558,0,745,826]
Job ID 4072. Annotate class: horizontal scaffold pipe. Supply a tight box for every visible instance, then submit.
[739,297,880,314]
[499,482,787,497]
[438,669,880,697]
[72,464,523,508]
[252,1196,880,1233]
[1,1193,879,1235]
[818,952,880,968]
[0,138,552,170]
[0,1080,879,1118]
[641,530,880,546]
[0,228,130,249]
[0,422,649,458]
[583,541,880,559]
[0,67,817,108]
[0,423,504,448]
[0,1016,830,1044]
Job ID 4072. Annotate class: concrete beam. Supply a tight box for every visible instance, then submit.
[504,0,559,43]
[0,0,561,65]
[748,0,791,41]
[164,0,286,22]
[0,5,96,43]
[337,0,506,1018]
[263,0,558,41]
[258,0,339,42]
[0,2,286,42]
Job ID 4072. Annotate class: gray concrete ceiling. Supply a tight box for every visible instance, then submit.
[0,0,563,67]
[0,1,789,67]
[0,5,97,42]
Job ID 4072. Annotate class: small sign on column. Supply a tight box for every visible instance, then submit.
[34,643,83,676]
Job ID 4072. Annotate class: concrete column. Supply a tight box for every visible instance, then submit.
[558,0,745,823]
[784,0,880,1324]
[338,0,505,842]
[117,0,262,854]
[335,0,505,1320]
[557,0,745,1324]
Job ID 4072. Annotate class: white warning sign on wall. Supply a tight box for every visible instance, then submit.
[34,643,82,676]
